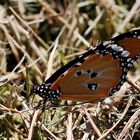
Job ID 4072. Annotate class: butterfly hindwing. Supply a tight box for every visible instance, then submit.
[51,54,123,101]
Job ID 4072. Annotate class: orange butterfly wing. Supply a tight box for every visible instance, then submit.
[119,38,140,58]
[51,54,122,101]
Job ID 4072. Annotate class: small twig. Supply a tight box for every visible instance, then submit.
[97,96,134,140]
[38,121,59,140]
[46,39,58,79]
[83,107,103,138]
[76,10,104,47]
[28,109,40,140]
[38,0,90,47]
[66,113,74,140]
[9,7,49,49]
[127,76,140,93]
[114,0,140,35]
[117,108,140,140]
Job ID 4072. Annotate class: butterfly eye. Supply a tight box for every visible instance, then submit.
[32,29,140,102]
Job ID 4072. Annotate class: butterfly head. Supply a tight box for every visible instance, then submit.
[31,83,61,101]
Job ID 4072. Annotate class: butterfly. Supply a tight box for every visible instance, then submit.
[31,29,140,101]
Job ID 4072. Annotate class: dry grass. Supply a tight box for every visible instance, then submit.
[0,0,140,139]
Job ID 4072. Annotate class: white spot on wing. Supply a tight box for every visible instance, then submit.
[111,45,123,52]
[103,40,112,46]
[75,62,82,66]
[91,85,97,90]
[121,51,130,57]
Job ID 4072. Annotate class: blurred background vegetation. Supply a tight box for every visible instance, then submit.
[0,0,140,139]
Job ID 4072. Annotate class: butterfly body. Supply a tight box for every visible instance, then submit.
[32,29,140,101]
